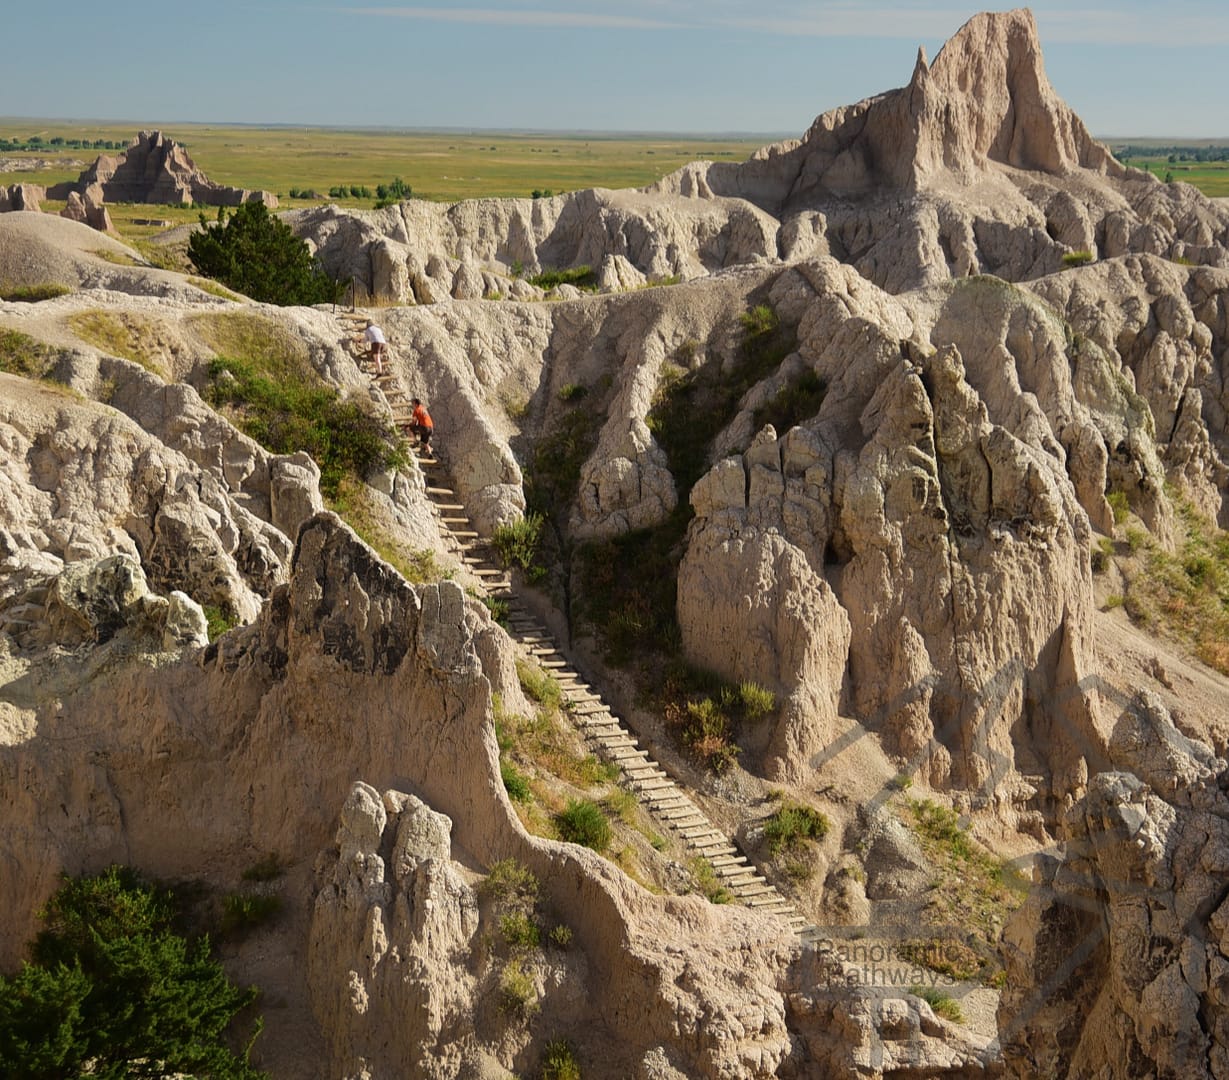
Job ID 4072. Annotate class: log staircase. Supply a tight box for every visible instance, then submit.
[337,312,808,935]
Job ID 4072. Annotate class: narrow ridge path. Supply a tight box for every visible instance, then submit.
[337,311,808,935]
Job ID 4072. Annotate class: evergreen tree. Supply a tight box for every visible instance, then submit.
[188,201,342,306]
[0,866,266,1080]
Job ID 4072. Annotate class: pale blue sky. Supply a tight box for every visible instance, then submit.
[2,2,1224,137]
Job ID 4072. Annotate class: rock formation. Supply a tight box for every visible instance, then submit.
[60,188,113,233]
[1,6,1229,1078]
[998,691,1229,1078]
[47,129,277,208]
[294,9,1229,302]
[0,182,44,212]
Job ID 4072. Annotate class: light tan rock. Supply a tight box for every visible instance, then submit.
[999,692,1229,1078]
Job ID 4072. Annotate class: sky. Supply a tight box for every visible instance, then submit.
[2,1,1225,138]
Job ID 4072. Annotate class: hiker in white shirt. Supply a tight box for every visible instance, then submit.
[364,322,387,374]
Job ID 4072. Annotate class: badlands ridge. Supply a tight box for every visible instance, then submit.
[2,8,1229,1078]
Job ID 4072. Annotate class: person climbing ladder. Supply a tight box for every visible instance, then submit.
[364,321,387,374]
[410,398,435,454]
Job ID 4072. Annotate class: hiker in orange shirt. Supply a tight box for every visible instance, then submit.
[410,398,434,454]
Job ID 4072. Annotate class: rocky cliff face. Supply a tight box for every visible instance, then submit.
[46,130,278,208]
[2,6,1229,1078]
[998,691,1229,1078]
[298,9,1229,300]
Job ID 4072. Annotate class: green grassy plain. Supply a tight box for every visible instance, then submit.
[1120,159,1229,197]
[0,118,769,207]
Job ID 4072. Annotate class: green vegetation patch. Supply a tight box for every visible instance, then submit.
[221,892,282,937]
[328,477,443,583]
[480,858,540,908]
[752,369,827,434]
[762,801,829,856]
[905,799,1027,986]
[0,329,59,377]
[191,310,306,374]
[554,798,612,852]
[501,760,533,803]
[1115,497,1229,675]
[492,512,546,581]
[528,265,599,292]
[581,303,797,668]
[540,1037,583,1080]
[190,276,243,302]
[67,309,168,375]
[911,984,964,1023]
[1061,250,1095,268]
[206,354,405,498]
[0,865,266,1079]
[203,603,239,642]
[688,856,733,904]
[0,282,71,302]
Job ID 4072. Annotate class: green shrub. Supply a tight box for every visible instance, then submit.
[203,604,239,641]
[221,893,282,935]
[688,857,732,904]
[907,799,972,859]
[499,911,541,952]
[752,369,827,434]
[501,761,532,803]
[911,985,964,1023]
[739,303,779,337]
[206,356,405,497]
[1104,593,1125,609]
[1061,250,1095,268]
[601,788,639,823]
[481,859,539,908]
[674,696,739,773]
[0,282,71,302]
[188,202,342,305]
[517,659,563,709]
[1107,489,1130,525]
[1124,526,1149,554]
[482,594,511,626]
[529,266,598,292]
[493,513,544,572]
[558,382,588,402]
[498,960,537,1015]
[554,799,611,852]
[0,866,266,1079]
[540,1038,582,1080]
[374,177,412,206]
[737,681,776,720]
[547,924,573,949]
[763,802,829,855]
[1090,536,1115,574]
[0,329,58,376]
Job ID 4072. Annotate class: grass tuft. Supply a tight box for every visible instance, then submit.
[221,893,281,936]
[763,802,829,856]
[554,799,611,852]
[1,282,71,302]
[0,328,60,376]
[540,1037,582,1080]
[911,985,964,1022]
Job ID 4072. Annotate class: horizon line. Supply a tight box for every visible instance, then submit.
[2,116,1228,146]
